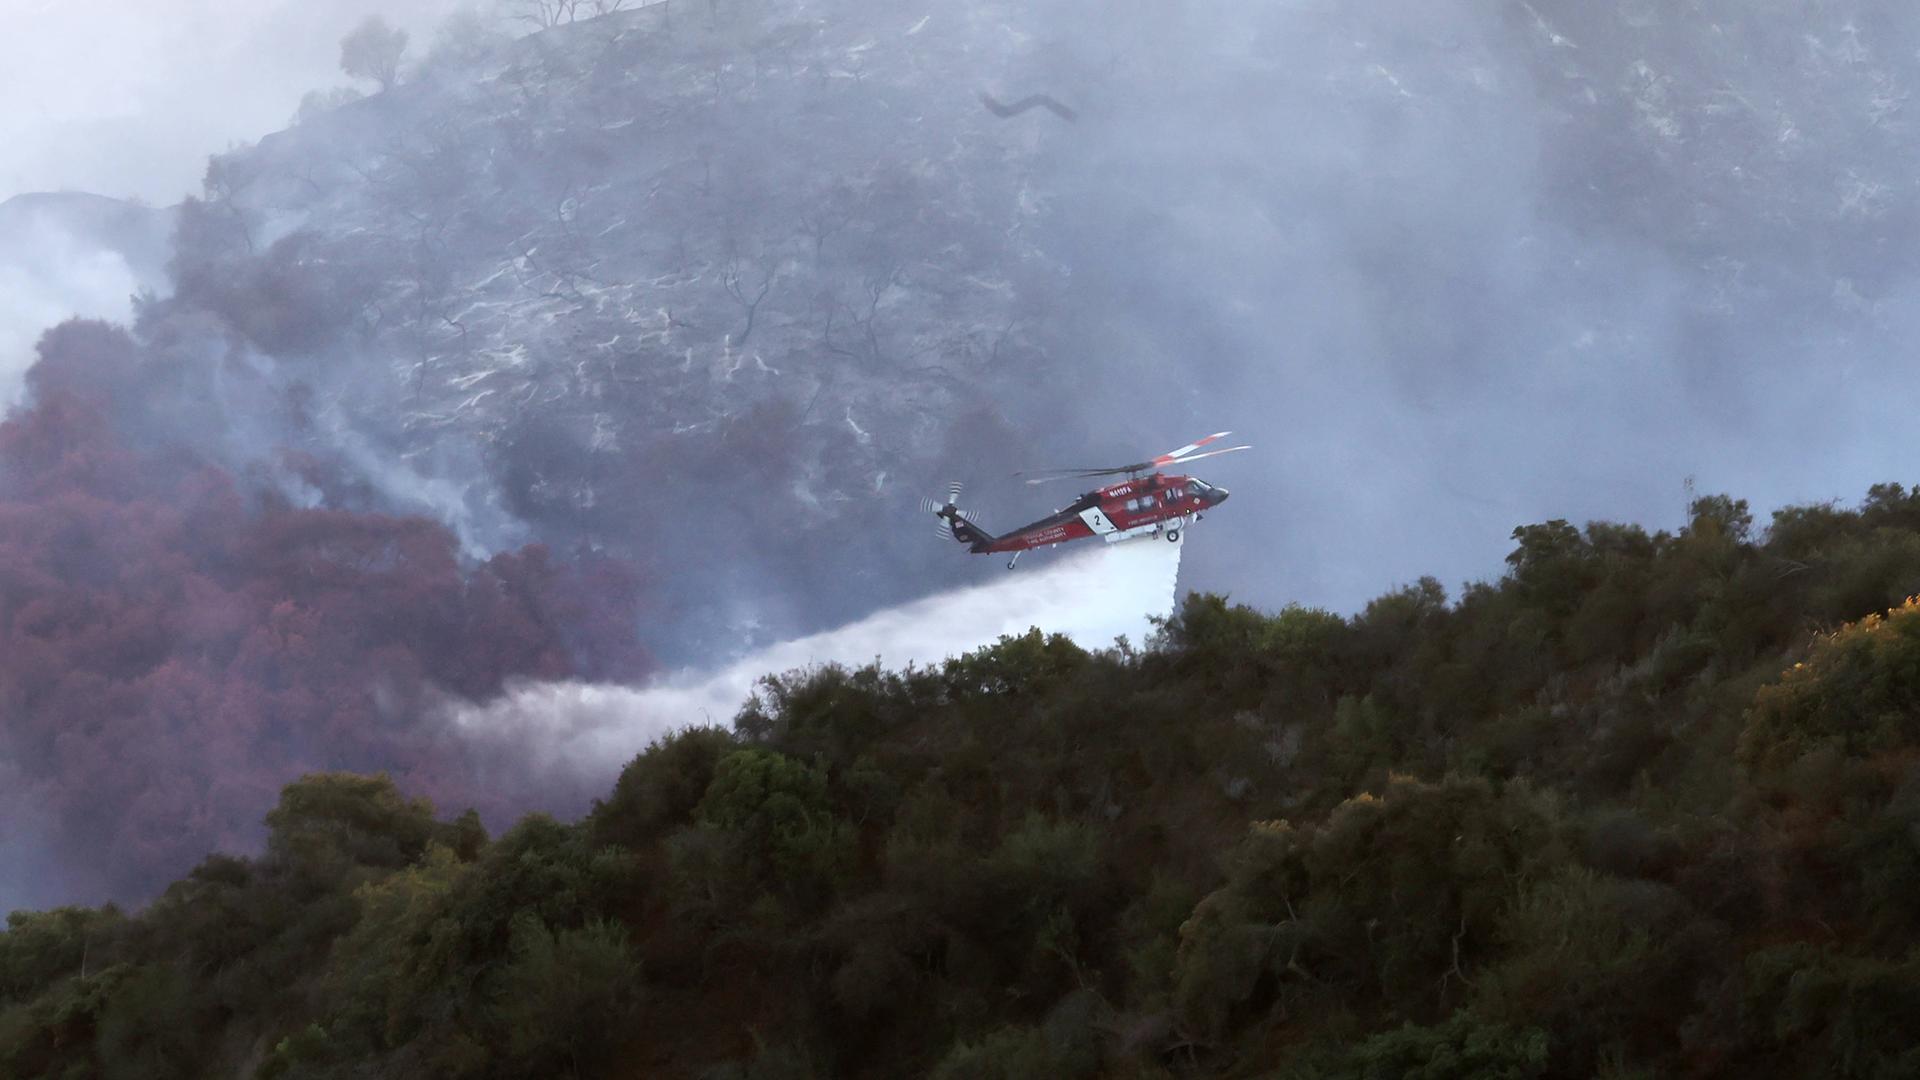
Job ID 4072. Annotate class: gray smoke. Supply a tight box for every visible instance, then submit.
[0,194,173,407]
[1008,0,1920,611]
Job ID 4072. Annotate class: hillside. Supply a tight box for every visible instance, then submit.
[13,0,1920,1069]
[10,485,1920,1077]
[139,0,1079,654]
[16,0,1920,905]
[0,0,1072,908]
[85,0,1920,645]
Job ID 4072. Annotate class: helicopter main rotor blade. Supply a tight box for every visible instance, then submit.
[1164,444,1251,466]
[1016,464,1124,479]
[1020,467,1137,486]
[1015,432,1244,486]
[1152,431,1232,466]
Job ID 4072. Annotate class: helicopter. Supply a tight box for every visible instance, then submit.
[923,432,1248,569]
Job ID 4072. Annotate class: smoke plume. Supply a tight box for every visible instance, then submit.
[0,194,172,409]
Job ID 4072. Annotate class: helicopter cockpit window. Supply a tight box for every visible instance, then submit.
[1125,498,1139,512]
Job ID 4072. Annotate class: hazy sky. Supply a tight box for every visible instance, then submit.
[0,0,463,203]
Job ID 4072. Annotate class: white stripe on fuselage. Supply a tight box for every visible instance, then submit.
[1105,515,1187,543]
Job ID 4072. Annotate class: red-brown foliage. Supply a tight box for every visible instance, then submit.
[0,321,648,902]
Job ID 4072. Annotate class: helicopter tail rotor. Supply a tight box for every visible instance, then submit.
[922,482,995,548]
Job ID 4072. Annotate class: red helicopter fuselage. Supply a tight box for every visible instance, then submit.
[928,431,1247,568]
[938,472,1230,566]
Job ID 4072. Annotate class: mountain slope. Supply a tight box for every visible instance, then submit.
[148,2,1073,653]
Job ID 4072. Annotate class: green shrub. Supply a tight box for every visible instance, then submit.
[1472,868,1716,1072]
[1173,776,1563,1039]
[1728,944,1920,1078]
[681,748,854,914]
[1304,1012,1548,1080]
[932,1022,1089,1080]
[263,773,440,889]
[0,906,123,1006]
[94,964,205,1080]
[590,725,737,849]
[488,915,640,1076]
[1742,599,1920,773]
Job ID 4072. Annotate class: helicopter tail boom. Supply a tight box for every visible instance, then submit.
[941,506,997,550]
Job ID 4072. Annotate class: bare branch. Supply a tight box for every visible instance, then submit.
[721,255,777,346]
[510,0,582,28]
[797,192,856,260]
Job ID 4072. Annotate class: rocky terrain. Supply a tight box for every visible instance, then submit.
[141,1,1082,657]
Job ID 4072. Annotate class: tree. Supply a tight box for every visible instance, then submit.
[263,773,439,889]
[509,0,621,27]
[1741,598,1920,773]
[676,749,855,913]
[721,251,777,347]
[489,915,640,1076]
[339,16,408,91]
[1173,776,1565,1039]
[589,726,737,848]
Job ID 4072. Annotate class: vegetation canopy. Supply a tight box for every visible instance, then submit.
[10,484,1920,1076]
